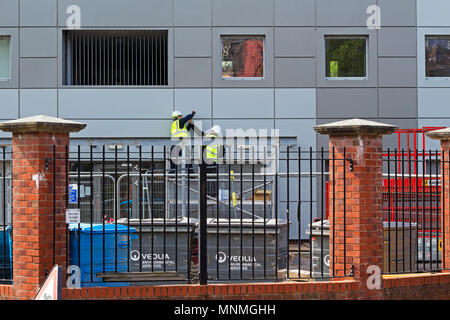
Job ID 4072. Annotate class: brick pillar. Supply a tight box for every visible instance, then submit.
[314,119,397,299]
[0,115,86,299]
[426,129,450,271]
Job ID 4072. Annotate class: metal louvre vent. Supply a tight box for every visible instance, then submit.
[63,30,168,86]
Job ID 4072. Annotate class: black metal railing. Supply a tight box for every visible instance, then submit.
[383,149,447,274]
[2,144,449,285]
[60,144,352,286]
[0,144,354,286]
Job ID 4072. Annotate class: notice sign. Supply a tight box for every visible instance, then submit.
[69,184,78,203]
[66,208,80,224]
[219,189,229,201]
[34,265,62,300]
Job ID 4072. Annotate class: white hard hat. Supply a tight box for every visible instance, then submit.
[171,111,182,119]
[210,125,222,136]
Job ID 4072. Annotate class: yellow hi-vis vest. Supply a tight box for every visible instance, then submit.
[206,134,218,163]
[171,119,189,138]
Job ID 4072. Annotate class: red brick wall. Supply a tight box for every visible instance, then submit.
[0,285,13,300]
[11,132,68,299]
[2,272,450,300]
[328,135,385,299]
[56,273,450,300]
[383,273,450,300]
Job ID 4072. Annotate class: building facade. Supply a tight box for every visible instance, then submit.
[0,0,449,238]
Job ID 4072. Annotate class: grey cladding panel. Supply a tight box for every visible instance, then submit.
[213,119,274,132]
[58,0,173,26]
[20,0,57,26]
[174,0,211,26]
[275,58,316,88]
[379,0,416,27]
[174,58,212,87]
[378,27,416,57]
[275,119,316,147]
[174,28,211,57]
[379,88,417,119]
[213,89,274,119]
[20,89,57,117]
[20,58,58,88]
[316,0,375,27]
[316,88,378,118]
[174,89,212,118]
[20,28,57,58]
[212,0,273,26]
[378,58,417,88]
[275,27,316,57]
[59,89,173,119]
[418,88,450,118]
[71,120,171,138]
[0,89,18,118]
[0,0,18,27]
[274,0,315,26]
[275,88,316,118]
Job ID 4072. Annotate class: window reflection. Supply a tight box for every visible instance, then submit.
[221,36,264,79]
[426,36,450,78]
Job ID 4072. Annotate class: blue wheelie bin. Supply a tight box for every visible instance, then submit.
[0,226,12,282]
[69,223,138,287]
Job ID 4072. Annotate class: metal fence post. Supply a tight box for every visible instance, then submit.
[199,145,208,285]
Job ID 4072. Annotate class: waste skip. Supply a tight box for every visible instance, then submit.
[69,223,137,287]
[305,220,330,279]
[205,218,288,280]
[117,218,197,279]
[384,221,418,273]
[0,226,12,281]
[306,220,419,278]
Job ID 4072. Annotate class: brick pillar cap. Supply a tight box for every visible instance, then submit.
[314,118,397,136]
[426,127,450,141]
[0,115,86,133]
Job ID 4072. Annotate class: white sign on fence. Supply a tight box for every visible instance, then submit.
[219,189,229,201]
[66,208,81,224]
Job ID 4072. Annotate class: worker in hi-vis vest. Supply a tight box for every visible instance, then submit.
[169,110,196,173]
[204,125,224,198]
[205,125,222,165]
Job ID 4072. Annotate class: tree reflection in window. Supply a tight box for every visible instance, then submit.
[221,36,264,79]
[426,36,450,78]
[325,37,367,78]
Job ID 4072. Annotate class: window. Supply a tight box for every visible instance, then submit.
[221,35,264,79]
[0,36,11,81]
[325,36,367,79]
[63,30,168,86]
[426,36,450,78]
